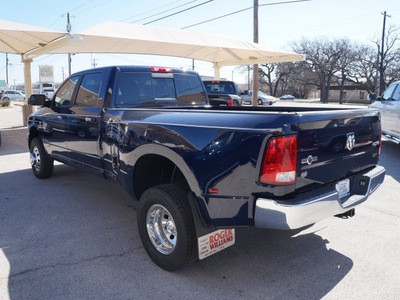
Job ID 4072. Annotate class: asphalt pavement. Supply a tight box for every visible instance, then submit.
[0,105,399,300]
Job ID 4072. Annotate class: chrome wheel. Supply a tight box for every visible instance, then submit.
[146,204,177,255]
[30,146,41,172]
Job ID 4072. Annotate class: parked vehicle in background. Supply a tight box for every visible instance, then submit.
[203,80,241,106]
[369,81,400,143]
[27,65,385,271]
[41,88,55,100]
[280,94,295,100]
[241,90,276,105]
[1,90,25,100]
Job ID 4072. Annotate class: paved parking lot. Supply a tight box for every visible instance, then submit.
[1,106,399,299]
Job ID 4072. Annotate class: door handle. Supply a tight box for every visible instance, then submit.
[58,115,66,120]
[85,117,96,122]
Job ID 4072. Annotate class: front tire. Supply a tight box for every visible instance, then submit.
[137,184,197,271]
[30,137,54,179]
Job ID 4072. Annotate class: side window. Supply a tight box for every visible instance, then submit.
[174,74,207,104]
[75,73,103,107]
[54,76,79,107]
[381,84,397,101]
[391,84,400,101]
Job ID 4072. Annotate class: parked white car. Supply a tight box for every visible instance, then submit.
[369,81,400,143]
[41,88,55,100]
[241,90,276,105]
[1,90,25,100]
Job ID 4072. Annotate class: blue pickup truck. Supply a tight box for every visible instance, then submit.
[27,66,385,271]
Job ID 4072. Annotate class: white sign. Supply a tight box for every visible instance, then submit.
[198,229,235,260]
[39,65,54,83]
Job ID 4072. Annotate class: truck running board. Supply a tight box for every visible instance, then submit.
[383,135,400,144]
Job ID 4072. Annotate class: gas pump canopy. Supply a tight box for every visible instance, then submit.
[0,19,304,98]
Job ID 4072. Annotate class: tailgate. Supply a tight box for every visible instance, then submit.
[295,109,381,193]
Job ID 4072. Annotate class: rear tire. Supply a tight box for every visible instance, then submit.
[258,99,263,105]
[30,137,54,179]
[137,184,197,271]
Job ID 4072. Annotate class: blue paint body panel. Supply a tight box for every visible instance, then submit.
[27,66,382,229]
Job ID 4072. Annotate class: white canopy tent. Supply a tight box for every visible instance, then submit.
[0,20,67,100]
[1,19,304,124]
[27,22,304,79]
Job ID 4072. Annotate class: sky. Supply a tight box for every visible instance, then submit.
[1,0,399,86]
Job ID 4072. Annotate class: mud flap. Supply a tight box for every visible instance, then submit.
[188,192,235,260]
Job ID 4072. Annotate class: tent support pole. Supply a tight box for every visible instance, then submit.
[22,57,33,127]
[213,63,220,80]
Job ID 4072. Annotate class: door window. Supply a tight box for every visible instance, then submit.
[54,76,79,107]
[381,84,397,101]
[391,84,400,101]
[75,73,103,107]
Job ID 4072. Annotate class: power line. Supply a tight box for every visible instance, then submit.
[181,0,310,29]
[143,0,214,25]
[120,0,193,23]
[69,0,98,13]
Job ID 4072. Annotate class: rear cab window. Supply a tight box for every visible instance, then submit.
[203,81,237,94]
[115,70,207,108]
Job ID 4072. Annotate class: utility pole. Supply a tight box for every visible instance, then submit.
[61,67,65,81]
[379,11,391,95]
[5,53,9,85]
[92,58,98,68]
[192,59,195,70]
[67,12,72,76]
[252,0,259,107]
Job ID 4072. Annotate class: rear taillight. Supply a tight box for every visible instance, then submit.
[227,99,233,106]
[260,135,297,185]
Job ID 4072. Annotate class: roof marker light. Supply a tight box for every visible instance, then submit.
[151,66,172,72]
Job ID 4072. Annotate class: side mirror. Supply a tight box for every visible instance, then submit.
[367,93,377,101]
[28,94,46,106]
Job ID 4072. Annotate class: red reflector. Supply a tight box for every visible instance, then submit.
[260,135,297,185]
[208,188,218,194]
[151,66,172,72]
[227,99,233,106]
[378,123,382,156]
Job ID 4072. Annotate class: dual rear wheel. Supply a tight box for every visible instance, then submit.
[137,184,197,271]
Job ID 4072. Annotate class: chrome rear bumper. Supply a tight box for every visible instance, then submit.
[254,165,385,230]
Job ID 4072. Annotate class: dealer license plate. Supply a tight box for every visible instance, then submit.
[336,178,350,199]
[198,229,235,260]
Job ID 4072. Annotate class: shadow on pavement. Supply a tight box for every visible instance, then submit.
[1,163,352,299]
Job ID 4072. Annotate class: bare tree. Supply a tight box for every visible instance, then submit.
[334,39,357,104]
[349,44,378,93]
[291,38,344,103]
[258,63,275,95]
[377,25,400,89]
